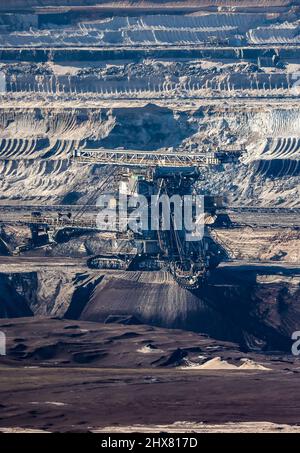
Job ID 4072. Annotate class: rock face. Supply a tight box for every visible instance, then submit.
[0,273,33,317]
[0,270,100,318]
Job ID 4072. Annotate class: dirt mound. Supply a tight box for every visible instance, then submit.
[182,356,239,370]
[239,358,271,370]
[181,357,272,370]
[78,272,239,342]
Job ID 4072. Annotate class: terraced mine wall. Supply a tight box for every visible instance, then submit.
[1,46,300,63]
[0,104,298,205]
[5,72,297,95]
[1,0,296,13]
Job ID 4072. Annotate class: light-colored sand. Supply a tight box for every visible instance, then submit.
[181,357,238,370]
[47,63,80,76]
[31,401,67,407]
[239,358,271,370]
[2,421,300,433]
[137,345,163,354]
[94,421,300,433]
[180,356,271,371]
[0,427,49,433]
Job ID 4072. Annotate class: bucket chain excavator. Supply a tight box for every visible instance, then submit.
[70,146,239,289]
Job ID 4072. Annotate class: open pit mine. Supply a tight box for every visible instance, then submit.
[0,0,300,435]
